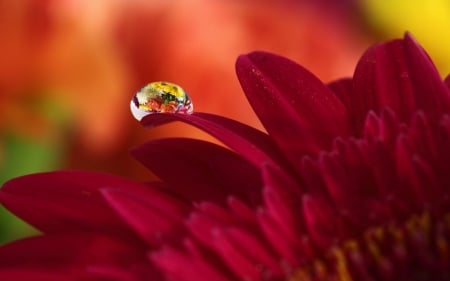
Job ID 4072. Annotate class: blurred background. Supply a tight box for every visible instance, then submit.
[1,0,449,243]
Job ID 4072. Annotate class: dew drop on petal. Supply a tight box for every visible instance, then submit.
[130,81,194,121]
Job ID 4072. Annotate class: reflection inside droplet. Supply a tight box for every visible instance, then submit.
[130,81,193,121]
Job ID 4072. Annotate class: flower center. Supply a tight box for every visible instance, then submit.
[289,211,450,281]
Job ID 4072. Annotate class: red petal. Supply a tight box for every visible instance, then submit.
[394,134,422,212]
[151,242,232,281]
[407,111,438,163]
[256,209,303,266]
[131,138,262,205]
[236,51,349,167]
[352,33,450,131]
[0,270,72,281]
[403,34,450,115]
[0,171,146,240]
[261,163,304,242]
[320,140,392,229]
[327,78,353,114]
[211,227,280,279]
[302,194,338,249]
[101,188,188,246]
[140,112,286,168]
[227,197,256,223]
[0,233,150,280]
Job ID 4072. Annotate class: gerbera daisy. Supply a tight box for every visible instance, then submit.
[1,33,449,281]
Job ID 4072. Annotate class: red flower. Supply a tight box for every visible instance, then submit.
[1,33,449,280]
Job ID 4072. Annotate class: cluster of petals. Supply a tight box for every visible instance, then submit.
[1,33,449,281]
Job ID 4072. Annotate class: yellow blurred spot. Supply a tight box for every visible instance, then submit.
[362,0,450,76]
[330,247,353,281]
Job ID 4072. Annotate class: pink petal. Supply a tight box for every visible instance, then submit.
[101,188,188,246]
[352,33,450,131]
[131,138,262,205]
[0,171,146,239]
[236,51,349,168]
[140,112,286,168]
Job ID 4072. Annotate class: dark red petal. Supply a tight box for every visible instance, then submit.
[101,188,188,246]
[320,140,392,229]
[352,33,450,131]
[299,156,329,197]
[403,34,450,114]
[227,197,256,223]
[0,270,73,281]
[0,233,151,281]
[408,111,438,164]
[302,194,338,249]
[0,171,146,240]
[151,241,232,281]
[131,138,262,205]
[327,78,353,116]
[445,75,450,89]
[211,227,281,279]
[437,115,450,189]
[236,51,349,167]
[140,112,286,168]
[261,163,304,242]
[367,140,398,196]
[394,135,422,211]
[363,108,400,145]
[256,209,302,266]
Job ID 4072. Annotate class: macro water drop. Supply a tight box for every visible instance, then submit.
[130,81,193,121]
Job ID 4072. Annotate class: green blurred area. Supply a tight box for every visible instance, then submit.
[0,136,59,244]
[0,95,70,244]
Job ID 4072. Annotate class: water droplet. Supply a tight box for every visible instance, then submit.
[130,81,193,121]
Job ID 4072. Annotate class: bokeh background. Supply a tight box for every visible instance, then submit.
[1,0,449,243]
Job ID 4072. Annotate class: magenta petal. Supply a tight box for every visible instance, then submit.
[131,138,262,205]
[0,170,144,239]
[101,188,188,246]
[352,33,450,131]
[327,78,353,110]
[151,241,232,281]
[0,233,149,280]
[227,197,256,223]
[141,112,286,168]
[403,34,450,115]
[256,209,302,266]
[236,51,349,169]
[0,270,73,281]
[261,163,304,242]
[211,227,281,279]
[328,78,356,132]
[302,194,337,250]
